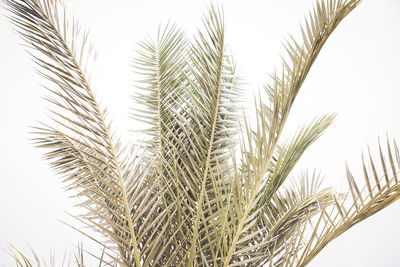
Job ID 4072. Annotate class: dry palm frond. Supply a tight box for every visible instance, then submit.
[8,244,111,267]
[219,1,360,266]
[281,139,400,267]
[2,0,166,265]
[3,0,400,266]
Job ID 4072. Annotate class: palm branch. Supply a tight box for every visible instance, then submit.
[3,0,400,266]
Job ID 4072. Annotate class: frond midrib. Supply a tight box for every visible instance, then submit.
[186,21,225,266]
[30,2,141,265]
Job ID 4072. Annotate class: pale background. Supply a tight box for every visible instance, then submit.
[1,0,400,266]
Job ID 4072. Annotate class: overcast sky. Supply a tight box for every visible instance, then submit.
[1,0,400,266]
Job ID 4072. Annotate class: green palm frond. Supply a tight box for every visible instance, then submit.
[3,0,400,266]
[257,115,335,207]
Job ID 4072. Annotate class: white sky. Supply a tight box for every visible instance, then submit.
[1,0,400,266]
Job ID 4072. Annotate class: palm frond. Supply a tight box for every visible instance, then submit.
[286,139,400,266]
[224,112,335,266]
[2,0,146,265]
[253,0,360,172]
[5,0,400,266]
[222,1,360,265]
[257,115,335,208]
[229,171,338,266]
[8,244,111,267]
[169,4,243,265]
[132,23,187,160]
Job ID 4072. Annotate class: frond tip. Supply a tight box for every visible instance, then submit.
[283,139,400,266]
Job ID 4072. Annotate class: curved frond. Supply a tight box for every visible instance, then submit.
[229,171,337,266]
[257,115,335,208]
[283,139,400,266]
[2,0,144,265]
[223,1,360,265]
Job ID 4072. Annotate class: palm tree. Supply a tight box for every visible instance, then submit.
[3,0,400,266]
